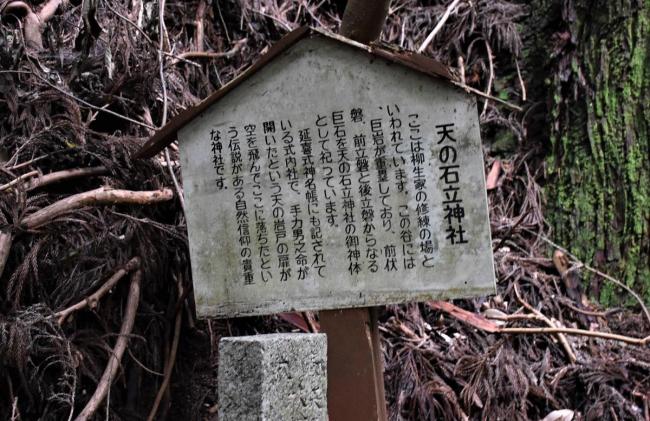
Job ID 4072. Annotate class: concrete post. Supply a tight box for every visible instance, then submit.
[218,333,327,421]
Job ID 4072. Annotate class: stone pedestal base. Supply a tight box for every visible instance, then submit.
[218,333,327,421]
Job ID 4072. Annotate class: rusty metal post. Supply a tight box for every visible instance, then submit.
[320,3,390,420]
[319,307,387,421]
[339,0,391,44]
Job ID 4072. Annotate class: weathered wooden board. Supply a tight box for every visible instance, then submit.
[179,35,496,317]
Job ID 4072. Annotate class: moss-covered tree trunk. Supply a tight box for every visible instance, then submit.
[544,0,649,304]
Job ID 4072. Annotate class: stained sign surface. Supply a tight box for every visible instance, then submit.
[179,35,496,317]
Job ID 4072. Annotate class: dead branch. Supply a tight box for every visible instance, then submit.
[485,311,544,323]
[451,80,523,111]
[157,0,168,128]
[10,396,19,421]
[215,0,230,43]
[514,284,577,363]
[27,166,107,191]
[177,50,228,60]
[561,300,620,318]
[417,0,463,53]
[146,277,183,421]
[0,170,38,191]
[458,56,466,85]
[500,327,650,346]
[37,0,65,22]
[515,59,527,101]
[428,300,500,333]
[481,39,494,118]
[583,266,649,325]
[1,0,67,50]
[55,257,141,325]
[156,0,186,214]
[34,73,157,130]
[103,2,200,67]
[174,39,246,63]
[4,154,48,171]
[21,186,174,229]
[434,299,649,346]
[194,0,206,52]
[2,1,42,49]
[0,230,12,279]
[523,227,650,327]
[73,267,142,421]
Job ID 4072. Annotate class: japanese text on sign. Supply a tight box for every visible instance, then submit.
[207,105,469,285]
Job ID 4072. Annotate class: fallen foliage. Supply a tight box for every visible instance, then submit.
[0,1,647,420]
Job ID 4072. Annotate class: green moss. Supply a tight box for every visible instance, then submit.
[491,129,517,155]
[545,0,650,306]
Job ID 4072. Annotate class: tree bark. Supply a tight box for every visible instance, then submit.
[543,0,650,304]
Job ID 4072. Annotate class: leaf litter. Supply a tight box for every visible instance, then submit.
[0,0,647,420]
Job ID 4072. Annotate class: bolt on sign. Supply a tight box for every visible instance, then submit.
[136,27,496,318]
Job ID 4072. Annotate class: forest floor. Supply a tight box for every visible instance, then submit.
[0,1,648,420]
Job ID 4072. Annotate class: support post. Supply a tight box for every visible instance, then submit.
[339,0,391,44]
[319,307,387,421]
[321,1,391,419]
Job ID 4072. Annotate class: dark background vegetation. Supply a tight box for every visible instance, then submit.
[0,0,648,419]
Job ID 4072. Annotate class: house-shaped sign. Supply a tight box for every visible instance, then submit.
[136,27,496,318]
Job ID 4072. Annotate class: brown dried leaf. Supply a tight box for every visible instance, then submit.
[486,160,501,190]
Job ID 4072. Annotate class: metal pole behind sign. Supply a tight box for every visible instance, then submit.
[320,307,388,421]
[319,1,391,419]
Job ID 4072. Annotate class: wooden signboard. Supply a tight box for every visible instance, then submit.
[171,31,496,318]
[135,24,497,421]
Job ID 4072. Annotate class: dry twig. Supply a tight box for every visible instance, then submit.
[0,170,38,191]
[0,231,12,279]
[26,166,107,191]
[451,80,523,111]
[55,257,141,325]
[513,284,577,363]
[146,276,183,421]
[434,299,649,346]
[176,46,242,61]
[157,0,186,213]
[33,73,156,130]
[523,228,650,327]
[481,39,494,118]
[73,267,142,421]
[515,59,527,101]
[561,300,619,318]
[500,327,650,346]
[104,2,201,67]
[194,0,206,52]
[1,0,67,49]
[21,186,174,229]
[417,0,463,53]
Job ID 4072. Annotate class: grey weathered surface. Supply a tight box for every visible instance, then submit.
[181,34,496,317]
[218,333,327,421]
